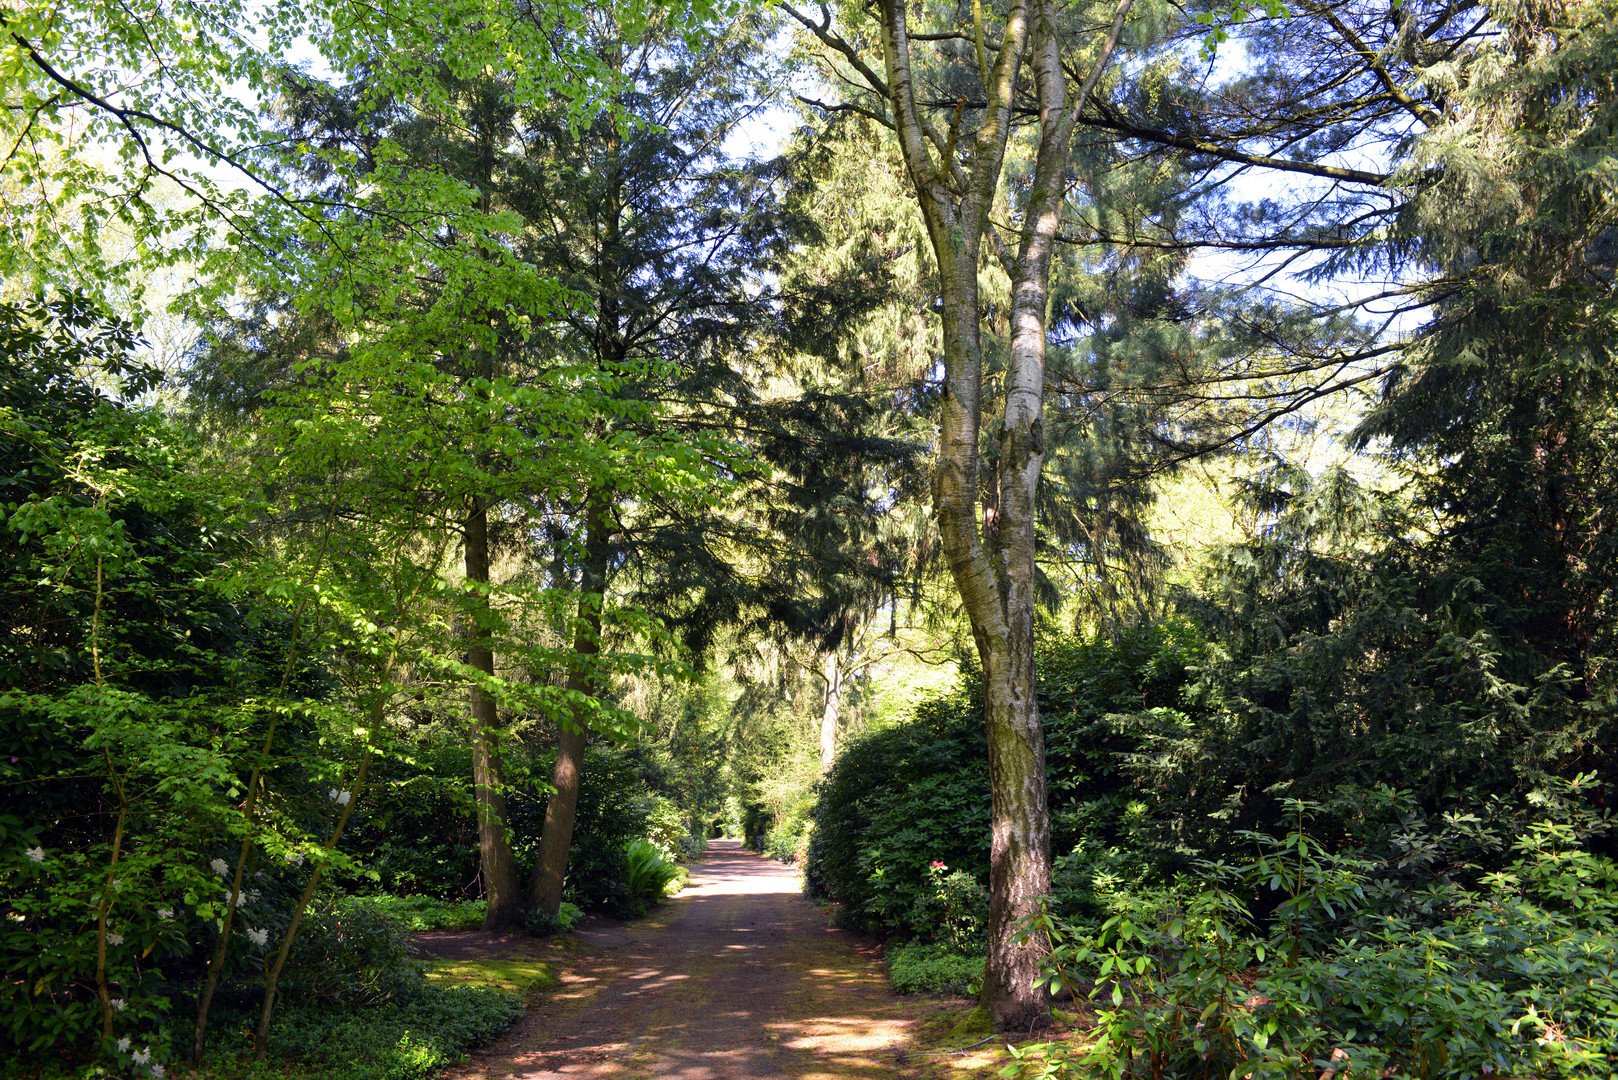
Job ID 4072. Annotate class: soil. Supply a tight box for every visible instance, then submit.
[427,839,990,1079]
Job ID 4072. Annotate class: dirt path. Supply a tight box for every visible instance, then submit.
[442,840,925,1079]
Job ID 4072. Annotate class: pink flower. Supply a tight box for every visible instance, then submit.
[931,860,947,869]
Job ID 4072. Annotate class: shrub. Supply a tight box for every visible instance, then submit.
[804,625,1199,938]
[345,895,487,931]
[281,897,423,1006]
[887,943,983,996]
[640,795,699,861]
[528,749,650,916]
[909,862,989,953]
[1008,794,1618,1080]
[803,691,989,936]
[622,839,679,909]
[343,741,652,916]
[522,902,583,937]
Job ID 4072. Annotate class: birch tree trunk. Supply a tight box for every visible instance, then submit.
[789,0,1133,1029]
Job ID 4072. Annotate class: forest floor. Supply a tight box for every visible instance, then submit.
[414,840,1091,1079]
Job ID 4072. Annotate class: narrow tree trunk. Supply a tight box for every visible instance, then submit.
[527,493,611,915]
[464,494,521,929]
[818,650,844,774]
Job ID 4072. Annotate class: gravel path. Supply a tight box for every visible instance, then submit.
[444,839,920,1079]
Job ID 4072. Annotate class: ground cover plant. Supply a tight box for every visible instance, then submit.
[343,896,488,933]
[886,943,984,997]
[200,983,524,1080]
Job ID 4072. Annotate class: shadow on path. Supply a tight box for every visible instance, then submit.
[445,840,917,1079]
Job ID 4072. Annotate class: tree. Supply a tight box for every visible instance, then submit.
[1093,0,1618,871]
[785,0,1139,1028]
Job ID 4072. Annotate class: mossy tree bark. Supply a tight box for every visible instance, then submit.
[788,0,1134,1030]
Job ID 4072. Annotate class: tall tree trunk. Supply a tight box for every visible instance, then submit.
[872,0,1055,1029]
[818,649,844,774]
[785,0,1132,1031]
[465,494,521,929]
[527,492,611,914]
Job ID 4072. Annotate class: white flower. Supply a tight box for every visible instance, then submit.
[110,997,126,1012]
[151,1065,165,1078]
[330,788,352,806]
[247,927,268,947]
[210,858,229,876]
[117,1037,131,1052]
[328,787,340,801]
[107,932,124,946]
[157,907,173,920]
[26,846,44,863]
[132,1047,150,1065]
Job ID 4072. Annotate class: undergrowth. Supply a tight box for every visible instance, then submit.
[197,983,524,1080]
[887,942,983,996]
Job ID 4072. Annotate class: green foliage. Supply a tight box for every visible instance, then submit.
[804,688,988,935]
[204,983,523,1080]
[343,896,487,933]
[909,862,990,954]
[1007,794,1618,1080]
[805,624,1201,936]
[342,738,652,916]
[640,795,704,863]
[622,840,681,909]
[279,898,424,1007]
[0,294,320,1069]
[520,902,583,938]
[760,810,813,867]
[886,943,983,997]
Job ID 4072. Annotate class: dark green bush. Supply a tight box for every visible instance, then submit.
[1012,792,1618,1080]
[342,740,651,915]
[803,691,988,935]
[521,901,583,937]
[805,625,1200,938]
[281,898,423,1006]
[909,861,989,953]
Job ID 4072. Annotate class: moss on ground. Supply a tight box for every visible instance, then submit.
[946,1005,994,1042]
[424,957,560,995]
